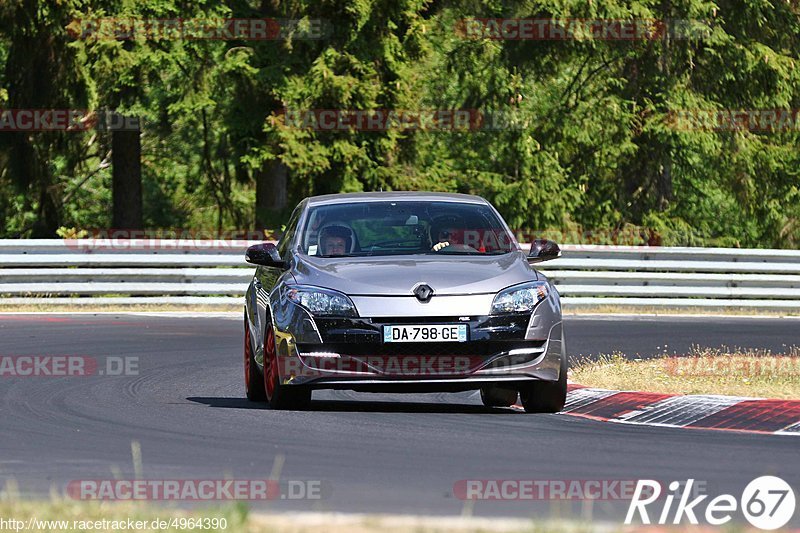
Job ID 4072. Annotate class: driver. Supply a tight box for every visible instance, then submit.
[430,216,473,252]
[432,225,461,252]
[318,225,351,256]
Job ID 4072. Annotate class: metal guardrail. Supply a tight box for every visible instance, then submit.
[1,240,800,308]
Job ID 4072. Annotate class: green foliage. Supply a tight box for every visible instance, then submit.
[0,0,798,247]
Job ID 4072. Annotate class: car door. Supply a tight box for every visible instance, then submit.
[251,202,304,361]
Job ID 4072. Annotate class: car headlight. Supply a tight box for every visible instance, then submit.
[285,285,358,317]
[491,281,550,314]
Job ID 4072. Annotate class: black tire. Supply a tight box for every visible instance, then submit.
[268,380,312,410]
[244,316,266,402]
[519,350,567,414]
[263,321,312,410]
[479,385,518,407]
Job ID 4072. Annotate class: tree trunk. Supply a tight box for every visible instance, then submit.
[111,116,143,230]
[658,157,673,211]
[656,0,673,210]
[31,173,60,238]
[255,161,288,229]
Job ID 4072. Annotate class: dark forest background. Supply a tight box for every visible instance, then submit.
[1,0,798,247]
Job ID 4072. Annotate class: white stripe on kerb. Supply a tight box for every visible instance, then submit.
[776,421,800,435]
[562,388,619,413]
[619,395,749,427]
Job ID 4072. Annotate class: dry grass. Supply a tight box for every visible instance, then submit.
[0,482,783,533]
[0,498,245,532]
[249,513,591,533]
[571,347,800,399]
[0,498,778,533]
[0,497,593,533]
[0,481,588,533]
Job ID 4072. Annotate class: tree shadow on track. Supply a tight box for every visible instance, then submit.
[186,396,520,414]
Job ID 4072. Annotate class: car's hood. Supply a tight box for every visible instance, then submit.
[292,253,538,296]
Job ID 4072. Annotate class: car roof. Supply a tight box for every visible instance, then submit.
[304,191,488,207]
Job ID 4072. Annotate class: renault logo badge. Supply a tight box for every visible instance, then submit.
[413,283,434,302]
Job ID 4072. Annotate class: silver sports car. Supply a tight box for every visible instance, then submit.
[243,192,566,412]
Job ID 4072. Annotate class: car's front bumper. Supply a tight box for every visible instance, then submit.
[269,295,564,391]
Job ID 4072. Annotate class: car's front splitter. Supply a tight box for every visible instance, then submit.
[272,320,564,389]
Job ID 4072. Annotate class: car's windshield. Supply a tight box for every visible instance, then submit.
[299,201,517,257]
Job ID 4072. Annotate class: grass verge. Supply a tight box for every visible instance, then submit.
[0,498,604,533]
[571,348,800,399]
[0,498,778,532]
[0,498,245,532]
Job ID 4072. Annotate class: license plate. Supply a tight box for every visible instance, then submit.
[383,324,468,343]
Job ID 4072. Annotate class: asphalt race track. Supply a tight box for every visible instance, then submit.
[1,313,799,523]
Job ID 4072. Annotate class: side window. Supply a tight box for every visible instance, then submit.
[277,205,302,257]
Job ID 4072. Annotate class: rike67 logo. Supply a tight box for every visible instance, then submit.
[626,476,796,530]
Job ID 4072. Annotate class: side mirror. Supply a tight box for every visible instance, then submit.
[245,243,287,269]
[527,239,561,263]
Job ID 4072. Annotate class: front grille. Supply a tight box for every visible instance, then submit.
[370,316,469,324]
[314,314,532,344]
